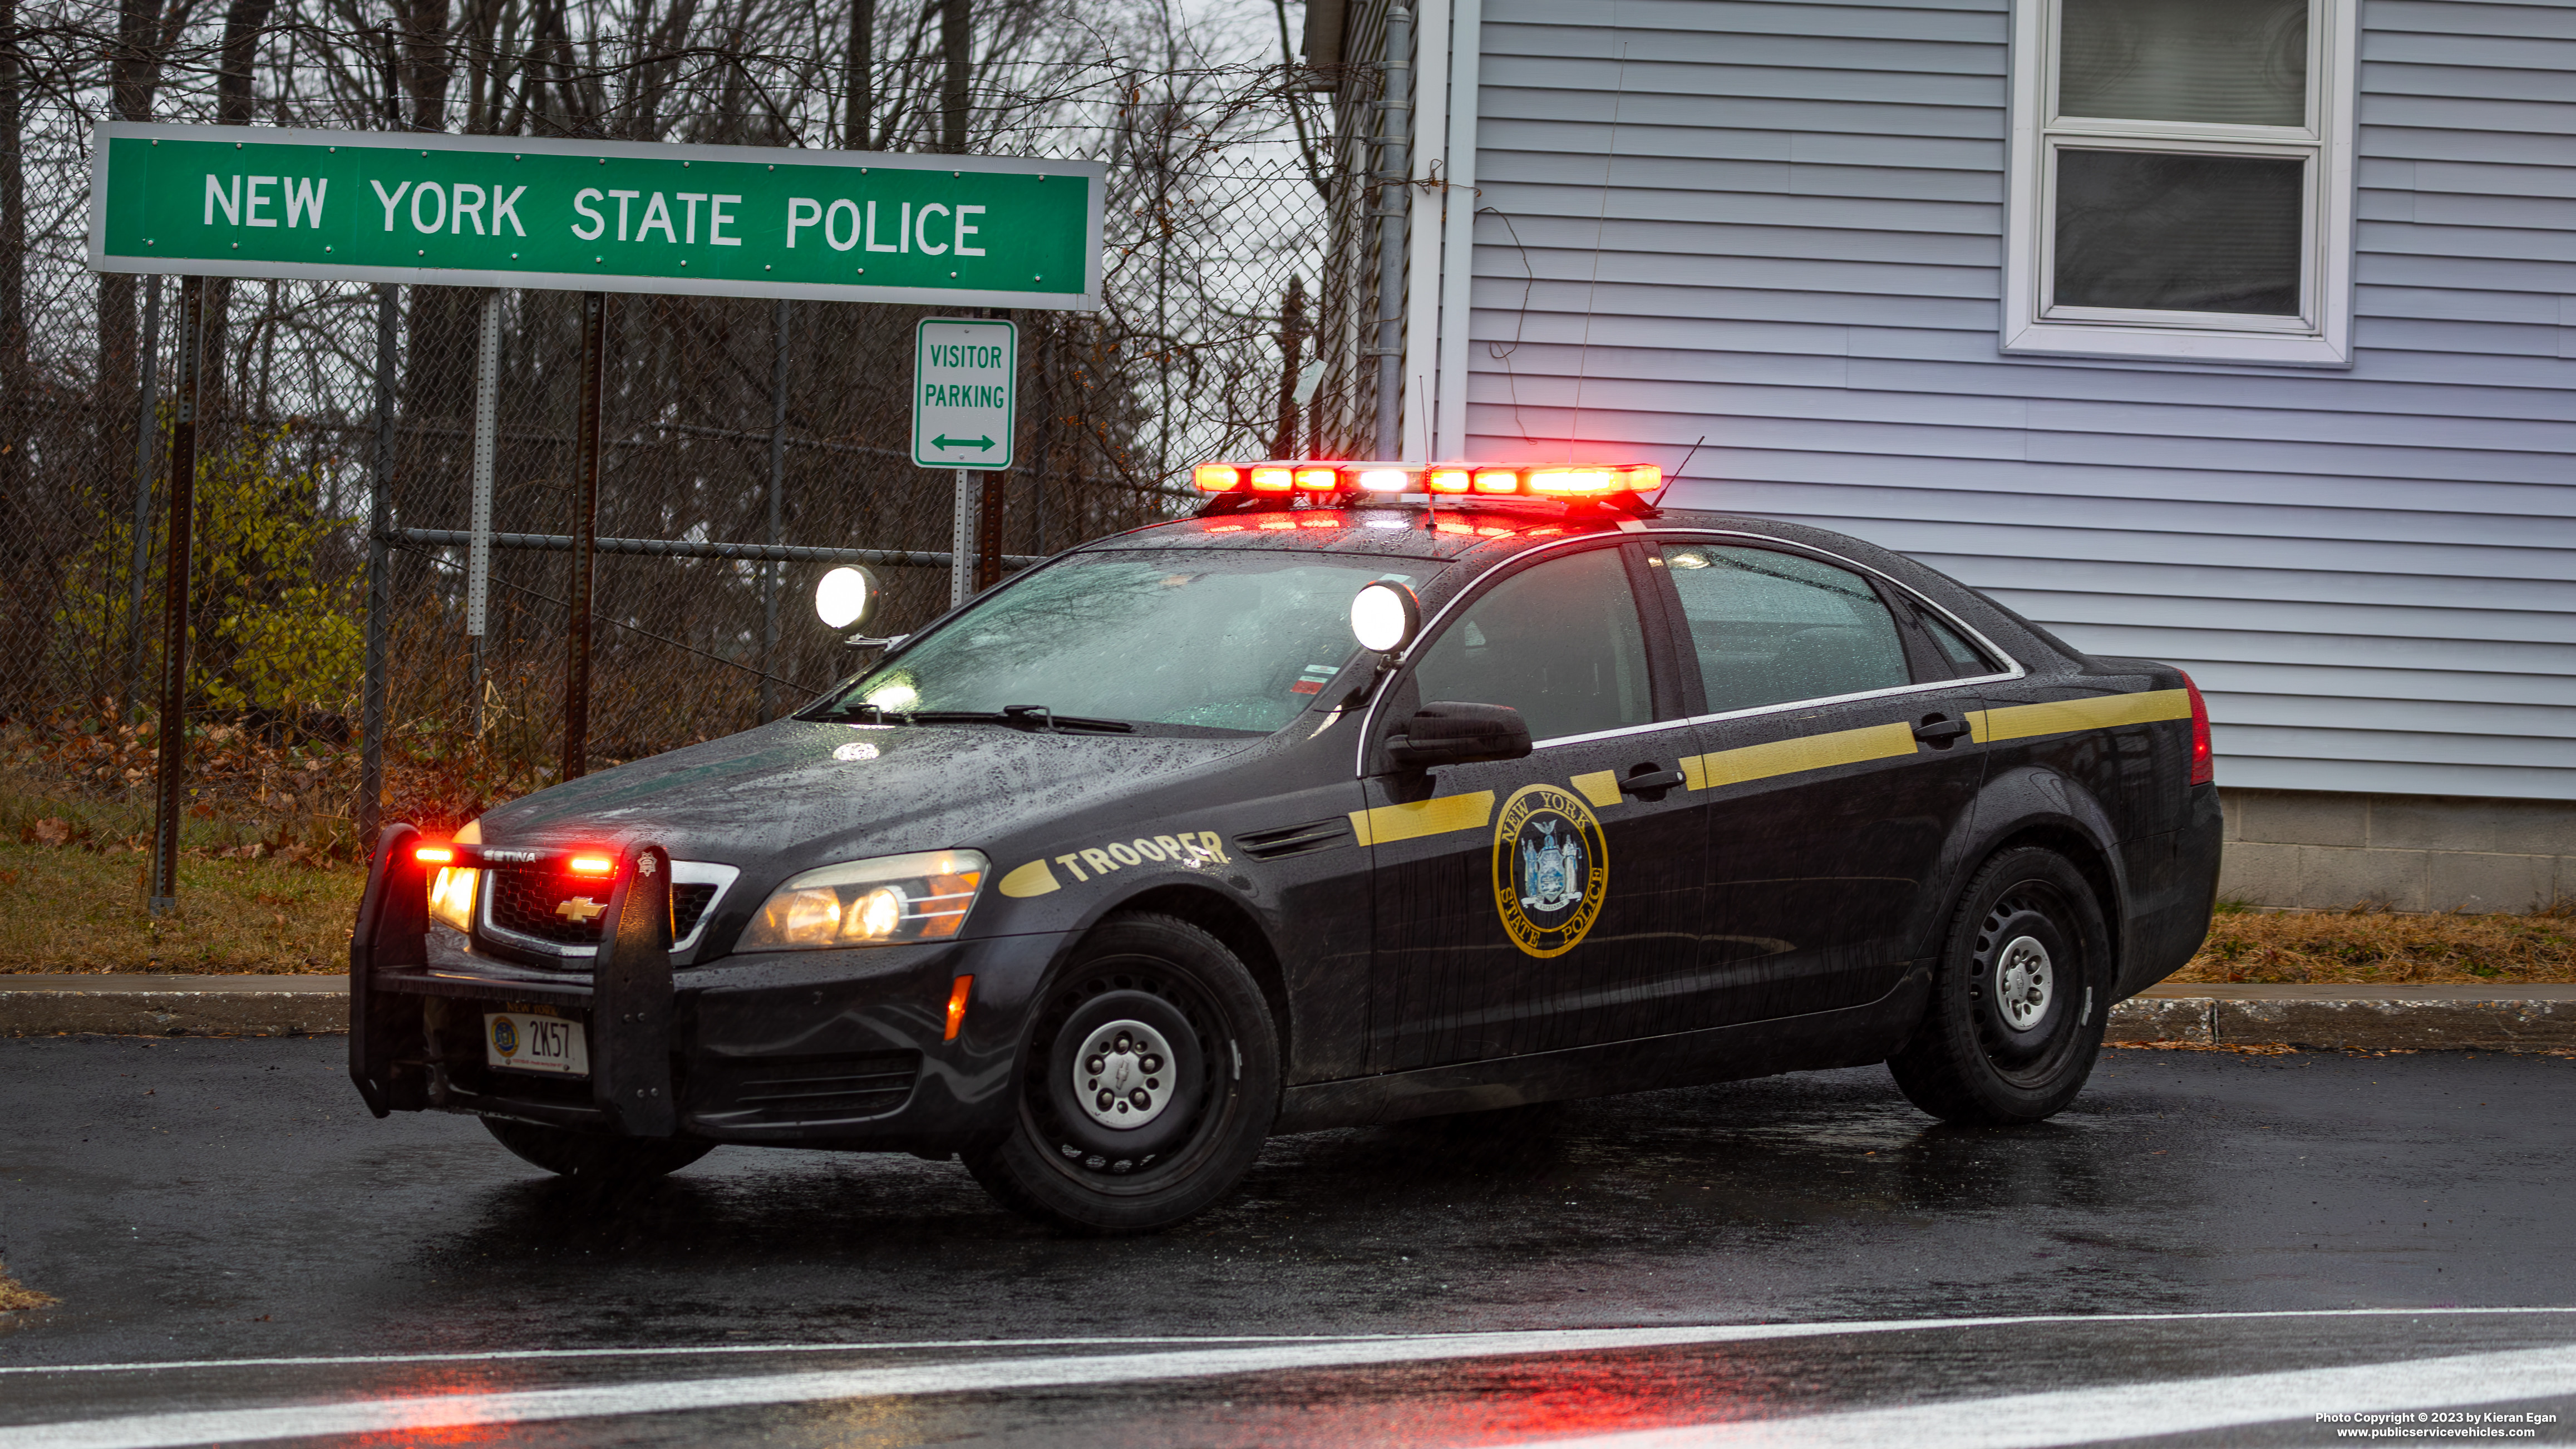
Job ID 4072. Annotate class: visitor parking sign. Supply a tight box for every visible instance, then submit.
[913,319,1017,471]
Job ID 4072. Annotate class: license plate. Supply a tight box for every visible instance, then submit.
[485,1012,589,1077]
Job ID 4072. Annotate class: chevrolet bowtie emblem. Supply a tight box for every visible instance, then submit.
[555,895,607,924]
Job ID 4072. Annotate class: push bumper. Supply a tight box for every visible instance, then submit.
[349,827,1069,1149]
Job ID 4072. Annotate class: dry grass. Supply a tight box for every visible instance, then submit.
[0,714,523,974]
[0,1264,57,1312]
[0,839,362,974]
[2174,901,2576,986]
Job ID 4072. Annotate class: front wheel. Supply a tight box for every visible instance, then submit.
[964,913,1278,1234]
[481,1116,714,1185]
[1888,846,2111,1125]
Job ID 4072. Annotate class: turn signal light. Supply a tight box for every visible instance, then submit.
[944,975,974,1041]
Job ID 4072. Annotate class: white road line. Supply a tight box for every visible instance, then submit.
[8,1305,2574,1378]
[1526,1344,2576,1448]
[6,1312,2576,1449]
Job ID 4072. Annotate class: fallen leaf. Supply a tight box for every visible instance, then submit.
[25,818,72,847]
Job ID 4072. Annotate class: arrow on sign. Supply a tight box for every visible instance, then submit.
[933,435,997,452]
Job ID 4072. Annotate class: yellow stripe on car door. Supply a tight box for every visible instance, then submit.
[1681,721,1917,791]
[1967,689,2190,743]
[1347,791,1498,847]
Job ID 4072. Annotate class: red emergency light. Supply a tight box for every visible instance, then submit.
[1193,460,1662,500]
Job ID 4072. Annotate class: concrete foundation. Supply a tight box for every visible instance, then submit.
[2218,788,2576,913]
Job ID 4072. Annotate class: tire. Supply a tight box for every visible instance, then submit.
[481,1116,715,1185]
[1887,846,2112,1125]
[964,913,1279,1234]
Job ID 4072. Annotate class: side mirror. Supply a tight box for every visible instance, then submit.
[1385,702,1533,770]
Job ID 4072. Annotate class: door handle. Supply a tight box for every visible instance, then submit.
[1619,765,1687,797]
[1913,716,1973,746]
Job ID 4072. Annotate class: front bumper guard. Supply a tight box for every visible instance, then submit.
[351,828,678,1137]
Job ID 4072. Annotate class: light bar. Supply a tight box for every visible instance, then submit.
[1189,461,1666,499]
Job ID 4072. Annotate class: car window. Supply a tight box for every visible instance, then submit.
[1410,546,1653,742]
[1914,604,2002,678]
[1659,544,1912,713]
[821,549,1403,734]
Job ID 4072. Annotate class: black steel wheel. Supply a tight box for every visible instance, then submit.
[481,1116,714,1185]
[964,913,1278,1234]
[1887,846,2111,1125]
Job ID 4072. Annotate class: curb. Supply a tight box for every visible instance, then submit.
[2110,984,2576,1053]
[8,977,2576,1053]
[0,975,350,1038]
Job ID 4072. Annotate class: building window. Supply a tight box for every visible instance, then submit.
[2004,0,2359,366]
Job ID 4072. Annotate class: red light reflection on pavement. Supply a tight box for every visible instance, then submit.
[1036,1349,1760,1447]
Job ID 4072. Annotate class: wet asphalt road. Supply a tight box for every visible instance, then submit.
[6,1035,2576,1446]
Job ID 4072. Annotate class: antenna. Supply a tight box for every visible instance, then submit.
[1568,42,1629,463]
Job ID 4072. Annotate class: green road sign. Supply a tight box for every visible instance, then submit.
[914,319,1016,471]
[87,122,1104,310]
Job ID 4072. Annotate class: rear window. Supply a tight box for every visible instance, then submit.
[1659,544,1913,713]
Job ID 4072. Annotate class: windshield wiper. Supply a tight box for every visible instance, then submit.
[902,706,1135,735]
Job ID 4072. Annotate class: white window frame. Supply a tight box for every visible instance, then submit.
[2003,0,2361,367]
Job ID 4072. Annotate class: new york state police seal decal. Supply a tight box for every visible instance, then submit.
[1492,782,1608,958]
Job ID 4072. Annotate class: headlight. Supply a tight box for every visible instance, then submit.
[428,865,479,934]
[738,850,988,951]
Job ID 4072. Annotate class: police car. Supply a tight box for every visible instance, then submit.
[350,458,2222,1233]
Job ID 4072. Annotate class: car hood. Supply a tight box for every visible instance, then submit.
[469,717,1255,883]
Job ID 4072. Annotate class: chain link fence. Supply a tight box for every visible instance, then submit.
[0,0,1386,846]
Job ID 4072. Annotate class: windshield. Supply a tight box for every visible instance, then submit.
[817,549,1413,734]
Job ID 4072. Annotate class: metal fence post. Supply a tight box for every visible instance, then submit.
[358,283,396,857]
[762,298,788,719]
[467,287,500,737]
[120,273,160,721]
[564,291,608,781]
[1373,7,1412,461]
[950,468,973,608]
[146,275,203,914]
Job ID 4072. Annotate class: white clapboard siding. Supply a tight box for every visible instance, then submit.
[1462,0,2576,801]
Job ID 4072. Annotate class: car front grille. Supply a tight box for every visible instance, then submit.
[486,867,718,948]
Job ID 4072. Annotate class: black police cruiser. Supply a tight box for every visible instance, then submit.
[350,457,2222,1233]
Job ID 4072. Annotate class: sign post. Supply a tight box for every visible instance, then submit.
[912,318,1016,607]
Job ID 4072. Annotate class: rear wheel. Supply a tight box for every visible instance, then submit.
[481,1116,713,1184]
[1888,846,2111,1125]
[964,914,1278,1234]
